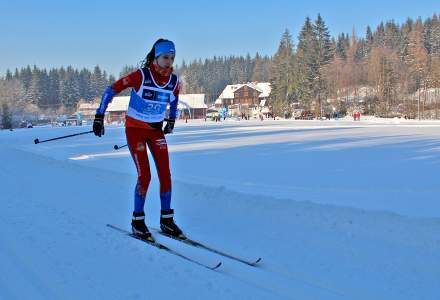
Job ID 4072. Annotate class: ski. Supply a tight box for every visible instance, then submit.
[106,224,222,270]
[151,227,262,267]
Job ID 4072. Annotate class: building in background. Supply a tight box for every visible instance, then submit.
[177,94,207,119]
[106,96,129,124]
[216,82,271,117]
[76,101,99,121]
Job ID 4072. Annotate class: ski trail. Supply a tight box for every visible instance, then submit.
[261,262,368,300]
[220,262,347,300]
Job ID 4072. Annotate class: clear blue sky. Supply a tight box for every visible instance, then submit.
[0,0,438,77]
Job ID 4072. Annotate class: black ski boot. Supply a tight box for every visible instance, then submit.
[160,209,186,239]
[131,212,154,242]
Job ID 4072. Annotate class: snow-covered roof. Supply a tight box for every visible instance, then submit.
[218,82,271,99]
[178,94,207,109]
[107,96,130,112]
[218,84,242,99]
[256,82,271,98]
[234,83,263,94]
[77,102,99,110]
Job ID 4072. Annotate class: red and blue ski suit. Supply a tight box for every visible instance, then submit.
[97,66,180,213]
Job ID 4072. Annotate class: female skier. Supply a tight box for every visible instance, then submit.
[93,39,184,241]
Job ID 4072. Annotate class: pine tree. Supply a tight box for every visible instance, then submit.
[270,29,295,116]
[37,69,50,109]
[399,19,413,61]
[5,69,13,81]
[78,68,92,101]
[20,65,33,91]
[335,33,349,60]
[296,17,318,110]
[366,26,374,56]
[90,65,104,100]
[384,20,401,50]
[374,22,386,47]
[48,69,61,110]
[313,14,334,116]
[252,53,265,82]
[1,103,12,129]
[27,66,43,106]
[428,14,440,55]
[60,66,80,110]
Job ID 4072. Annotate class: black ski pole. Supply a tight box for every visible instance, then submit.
[113,119,171,150]
[114,144,128,150]
[34,130,94,144]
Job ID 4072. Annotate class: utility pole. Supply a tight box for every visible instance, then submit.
[418,88,421,120]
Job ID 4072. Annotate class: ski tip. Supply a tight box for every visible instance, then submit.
[249,257,262,266]
[211,262,222,270]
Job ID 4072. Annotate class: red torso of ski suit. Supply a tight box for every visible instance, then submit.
[111,65,180,211]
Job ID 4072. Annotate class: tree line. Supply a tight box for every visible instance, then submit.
[1,13,440,128]
[179,14,440,118]
[0,65,114,119]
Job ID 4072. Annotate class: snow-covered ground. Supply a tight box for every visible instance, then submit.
[1,118,439,300]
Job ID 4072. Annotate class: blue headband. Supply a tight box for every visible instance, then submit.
[154,41,176,58]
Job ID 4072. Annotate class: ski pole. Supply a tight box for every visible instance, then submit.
[34,130,94,144]
[114,144,128,150]
[113,119,172,150]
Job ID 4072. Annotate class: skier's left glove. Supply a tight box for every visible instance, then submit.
[93,114,105,137]
[163,119,175,134]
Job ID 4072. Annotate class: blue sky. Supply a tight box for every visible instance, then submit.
[0,0,438,77]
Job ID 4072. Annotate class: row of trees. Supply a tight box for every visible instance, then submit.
[0,65,114,127]
[339,15,440,119]
[1,13,440,128]
[178,14,440,118]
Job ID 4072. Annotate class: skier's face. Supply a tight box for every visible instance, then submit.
[156,53,175,69]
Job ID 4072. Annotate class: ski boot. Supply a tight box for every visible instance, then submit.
[131,212,154,242]
[160,209,186,239]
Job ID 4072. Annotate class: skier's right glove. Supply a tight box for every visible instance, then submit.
[163,119,175,134]
[93,114,105,137]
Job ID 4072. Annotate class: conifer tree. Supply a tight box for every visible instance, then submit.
[270,29,295,116]
[313,14,334,116]
[1,103,12,129]
[296,17,318,110]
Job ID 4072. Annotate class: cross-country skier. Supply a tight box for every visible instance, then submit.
[93,39,184,241]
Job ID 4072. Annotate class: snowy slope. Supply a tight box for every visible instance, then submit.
[1,119,439,300]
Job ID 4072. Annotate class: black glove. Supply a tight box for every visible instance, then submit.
[93,114,105,137]
[163,119,175,134]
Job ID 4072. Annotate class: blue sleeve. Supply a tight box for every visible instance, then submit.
[169,95,178,120]
[96,86,117,115]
